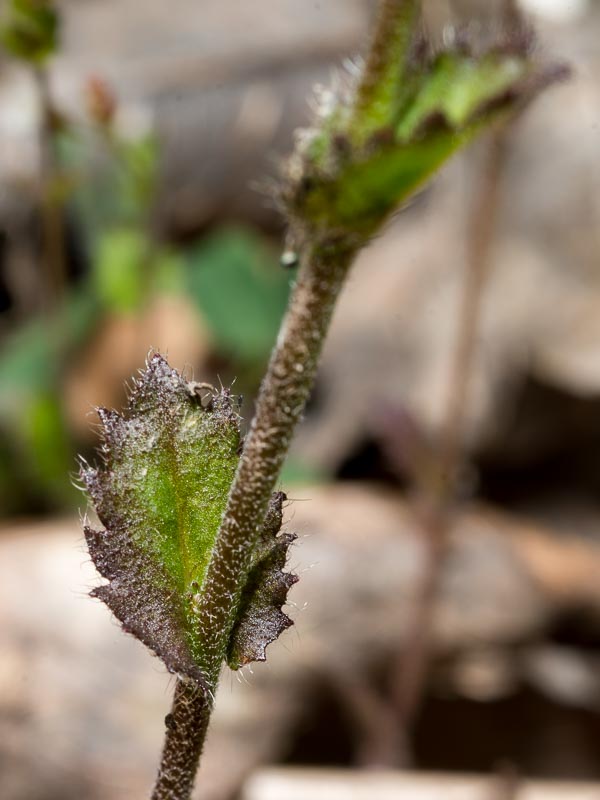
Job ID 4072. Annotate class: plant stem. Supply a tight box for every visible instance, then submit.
[390,129,509,760]
[34,64,66,312]
[351,0,418,131]
[151,679,213,800]
[151,239,356,799]
[488,764,520,800]
[326,666,402,767]
[197,240,355,678]
[149,0,412,790]
[149,0,540,788]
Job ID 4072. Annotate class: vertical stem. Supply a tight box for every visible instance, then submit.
[326,667,403,767]
[151,240,356,800]
[151,679,213,800]
[195,241,355,680]
[390,130,509,759]
[351,0,418,134]
[151,4,413,794]
[439,133,508,486]
[488,764,520,800]
[34,65,66,311]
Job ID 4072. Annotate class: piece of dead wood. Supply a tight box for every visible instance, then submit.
[242,768,600,800]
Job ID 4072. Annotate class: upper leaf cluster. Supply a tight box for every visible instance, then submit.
[284,0,564,245]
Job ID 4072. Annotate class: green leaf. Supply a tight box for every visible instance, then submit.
[227,492,298,669]
[285,8,565,243]
[91,227,147,313]
[18,390,75,507]
[0,288,99,512]
[187,229,290,365]
[0,0,58,63]
[83,354,241,684]
[0,288,98,410]
[349,0,419,142]
[83,354,299,682]
[298,127,470,238]
[395,51,527,141]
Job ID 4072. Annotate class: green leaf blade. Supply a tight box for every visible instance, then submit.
[285,7,566,247]
[83,354,242,683]
[396,51,528,142]
[349,0,419,142]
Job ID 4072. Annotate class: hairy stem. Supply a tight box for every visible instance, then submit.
[151,679,213,800]
[196,240,355,680]
[351,0,418,132]
[151,239,356,799]
[148,0,546,789]
[149,2,411,791]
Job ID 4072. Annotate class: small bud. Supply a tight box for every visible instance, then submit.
[0,0,59,64]
[85,76,117,128]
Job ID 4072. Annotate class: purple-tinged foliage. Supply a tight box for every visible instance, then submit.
[82,354,297,686]
[227,491,298,669]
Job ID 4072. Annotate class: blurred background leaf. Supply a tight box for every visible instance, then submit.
[0,0,58,64]
[186,228,290,369]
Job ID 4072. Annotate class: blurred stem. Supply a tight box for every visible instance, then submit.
[488,764,520,800]
[326,666,402,767]
[352,0,418,128]
[438,133,508,494]
[34,65,66,311]
[389,129,510,763]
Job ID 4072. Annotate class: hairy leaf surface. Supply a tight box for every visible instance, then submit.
[227,491,298,669]
[82,354,241,684]
[83,354,298,683]
[285,7,565,242]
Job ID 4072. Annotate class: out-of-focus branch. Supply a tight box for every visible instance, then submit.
[389,127,511,764]
[34,65,67,311]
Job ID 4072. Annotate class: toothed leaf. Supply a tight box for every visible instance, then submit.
[395,51,527,140]
[82,354,241,685]
[226,492,298,669]
[286,8,566,242]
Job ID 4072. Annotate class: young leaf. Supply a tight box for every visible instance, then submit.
[284,5,566,244]
[83,354,298,685]
[82,354,241,685]
[226,491,298,669]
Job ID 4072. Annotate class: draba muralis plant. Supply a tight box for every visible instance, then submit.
[81,1,565,798]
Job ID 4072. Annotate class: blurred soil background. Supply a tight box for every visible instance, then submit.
[2,0,600,798]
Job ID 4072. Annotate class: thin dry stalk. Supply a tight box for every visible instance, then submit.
[34,65,66,311]
[390,129,510,762]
